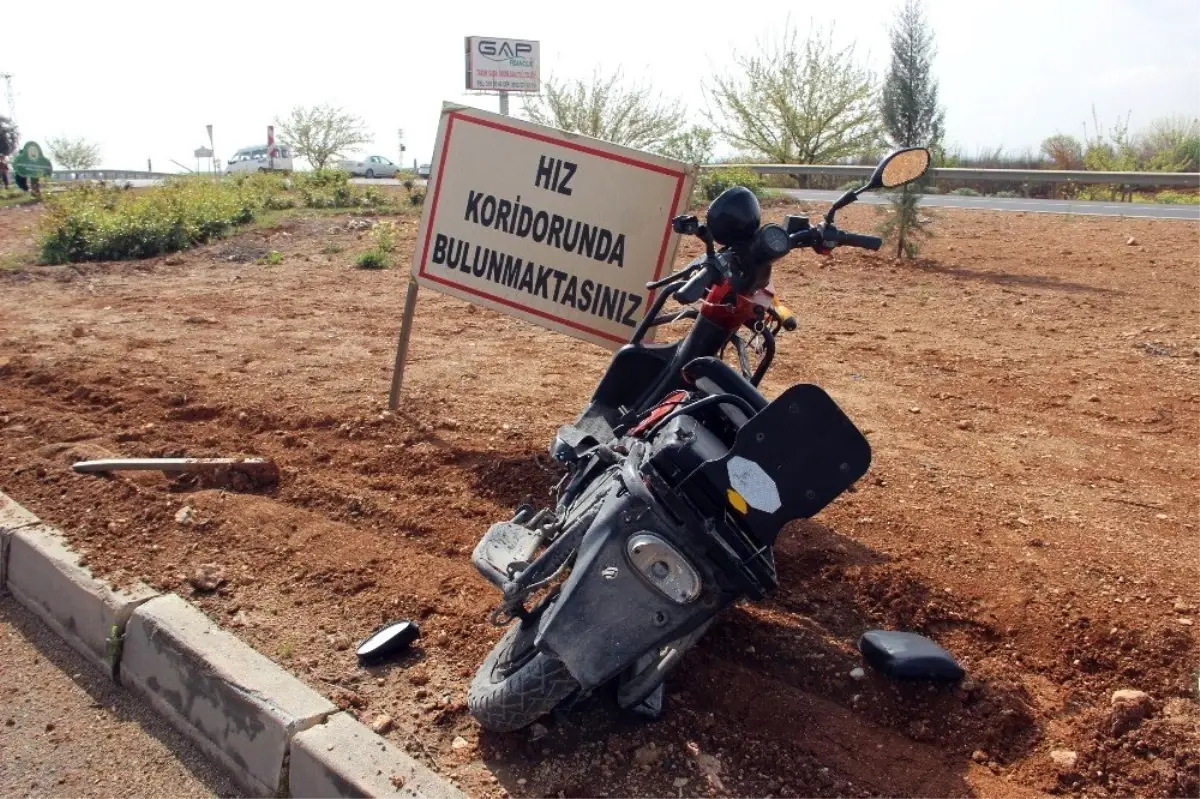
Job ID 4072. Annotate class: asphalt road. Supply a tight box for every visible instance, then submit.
[56,178,1198,220]
[779,188,1200,220]
[0,596,236,798]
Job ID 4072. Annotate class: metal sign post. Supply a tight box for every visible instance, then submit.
[387,279,422,409]
[499,90,509,116]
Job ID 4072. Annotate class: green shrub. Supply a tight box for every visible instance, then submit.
[409,191,426,206]
[1152,191,1200,205]
[698,168,764,201]
[258,250,284,265]
[355,249,390,269]
[950,187,981,196]
[836,180,862,192]
[402,179,415,191]
[993,190,1020,198]
[921,185,941,194]
[322,242,344,254]
[374,220,397,253]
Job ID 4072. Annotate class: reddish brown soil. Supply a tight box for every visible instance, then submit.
[1,203,1196,798]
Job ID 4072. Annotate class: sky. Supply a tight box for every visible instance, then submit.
[3,0,1198,171]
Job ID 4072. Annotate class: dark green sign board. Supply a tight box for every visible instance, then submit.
[12,141,53,179]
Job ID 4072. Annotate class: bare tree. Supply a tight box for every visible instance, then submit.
[47,136,102,169]
[274,105,371,170]
[523,68,686,151]
[705,23,883,165]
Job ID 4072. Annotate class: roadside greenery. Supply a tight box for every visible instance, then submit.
[37,171,395,264]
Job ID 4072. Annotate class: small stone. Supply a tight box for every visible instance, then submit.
[517,778,527,786]
[1050,749,1078,768]
[849,667,866,681]
[1178,618,1194,626]
[451,736,470,750]
[1126,236,1137,246]
[45,722,55,732]
[1155,513,1168,520]
[174,506,195,525]
[1111,689,1151,707]
[436,632,450,647]
[1087,395,1101,402]
[972,749,988,764]
[956,420,972,430]
[370,714,394,735]
[633,743,662,766]
[187,567,223,593]
[529,723,548,741]
[909,407,921,414]
[673,777,689,788]
[1174,600,1191,613]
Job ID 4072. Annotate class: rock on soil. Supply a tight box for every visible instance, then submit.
[1050,749,1078,769]
[1109,689,1156,736]
[370,714,393,735]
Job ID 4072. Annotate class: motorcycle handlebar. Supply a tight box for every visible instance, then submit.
[827,230,884,251]
[674,265,717,304]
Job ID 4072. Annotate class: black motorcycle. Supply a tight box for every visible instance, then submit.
[466,147,932,732]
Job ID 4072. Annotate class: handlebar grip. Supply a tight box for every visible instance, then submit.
[674,267,715,304]
[835,231,884,250]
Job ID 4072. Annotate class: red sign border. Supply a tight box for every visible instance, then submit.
[416,111,688,346]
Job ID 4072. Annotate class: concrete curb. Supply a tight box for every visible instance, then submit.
[0,492,466,798]
[290,712,466,799]
[6,523,159,678]
[122,594,338,797]
[0,492,42,594]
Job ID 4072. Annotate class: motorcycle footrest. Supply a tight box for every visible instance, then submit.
[471,521,543,590]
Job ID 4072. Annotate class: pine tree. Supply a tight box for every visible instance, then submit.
[878,0,944,258]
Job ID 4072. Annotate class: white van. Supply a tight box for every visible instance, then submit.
[226,145,294,174]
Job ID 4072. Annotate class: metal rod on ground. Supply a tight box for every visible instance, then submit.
[72,458,272,474]
[388,279,422,410]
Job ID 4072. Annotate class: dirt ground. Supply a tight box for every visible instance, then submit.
[0,200,1196,799]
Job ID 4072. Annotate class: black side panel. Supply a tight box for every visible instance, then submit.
[685,384,871,546]
[588,342,679,416]
[536,489,717,690]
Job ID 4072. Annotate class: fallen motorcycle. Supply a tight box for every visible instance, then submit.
[467,147,933,732]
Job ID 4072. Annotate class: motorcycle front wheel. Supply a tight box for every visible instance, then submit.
[467,609,579,732]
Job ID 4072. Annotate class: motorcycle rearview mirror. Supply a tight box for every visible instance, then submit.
[869,147,932,190]
[825,147,933,224]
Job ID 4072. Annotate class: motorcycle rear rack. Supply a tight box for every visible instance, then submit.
[640,463,778,598]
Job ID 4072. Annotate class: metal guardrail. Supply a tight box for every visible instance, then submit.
[712,164,1200,188]
[51,169,180,182]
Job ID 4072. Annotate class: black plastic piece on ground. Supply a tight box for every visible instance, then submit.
[857,630,965,682]
[356,620,420,665]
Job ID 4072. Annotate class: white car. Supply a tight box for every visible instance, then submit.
[341,155,400,179]
[226,145,294,174]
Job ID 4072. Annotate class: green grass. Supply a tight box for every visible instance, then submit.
[35,171,400,264]
[0,188,38,209]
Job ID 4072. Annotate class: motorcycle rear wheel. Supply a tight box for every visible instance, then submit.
[468,613,579,732]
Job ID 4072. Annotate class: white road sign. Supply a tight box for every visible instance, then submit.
[411,103,695,350]
[465,37,540,92]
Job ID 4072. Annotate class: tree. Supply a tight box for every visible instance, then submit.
[1135,115,1199,172]
[1040,133,1084,169]
[656,125,716,165]
[274,105,371,170]
[522,69,686,151]
[705,23,882,166]
[878,0,943,258]
[0,115,17,158]
[47,136,102,170]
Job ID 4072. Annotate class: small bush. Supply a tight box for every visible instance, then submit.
[355,249,390,269]
[698,168,765,201]
[993,190,1020,198]
[322,242,344,254]
[258,250,284,265]
[950,187,981,196]
[836,180,862,192]
[402,179,415,191]
[1152,191,1199,205]
[374,220,398,253]
[409,191,426,206]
